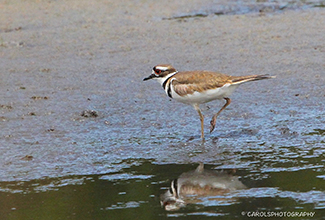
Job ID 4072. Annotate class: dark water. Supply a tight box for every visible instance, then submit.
[1,161,325,219]
[1,144,325,219]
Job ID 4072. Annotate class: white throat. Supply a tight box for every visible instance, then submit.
[155,71,178,86]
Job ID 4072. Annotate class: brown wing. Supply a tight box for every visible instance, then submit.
[171,71,232,96]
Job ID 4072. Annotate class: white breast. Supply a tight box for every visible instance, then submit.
[171,83,239,105]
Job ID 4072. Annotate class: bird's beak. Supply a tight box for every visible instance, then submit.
[143,74,156,81]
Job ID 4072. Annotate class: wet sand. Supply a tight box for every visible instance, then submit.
[1,0,325,182]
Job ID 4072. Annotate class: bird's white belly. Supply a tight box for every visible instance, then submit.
[171,83,238,104]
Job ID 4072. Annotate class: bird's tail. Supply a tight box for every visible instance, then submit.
[230,74,276,85]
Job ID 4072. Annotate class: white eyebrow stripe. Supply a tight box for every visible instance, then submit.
[156,66,169,71]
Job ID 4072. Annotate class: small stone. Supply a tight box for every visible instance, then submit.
[81,110,98,118]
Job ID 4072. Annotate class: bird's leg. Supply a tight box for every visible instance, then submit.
[210,98,231,133]
[193,104,205,140]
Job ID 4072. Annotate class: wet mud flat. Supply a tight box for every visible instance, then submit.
[1,0,325,219]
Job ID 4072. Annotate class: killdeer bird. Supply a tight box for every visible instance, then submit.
[160,163,246,211]
[144,64,275,139]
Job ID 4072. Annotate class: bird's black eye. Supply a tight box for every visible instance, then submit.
[153,65,169,75]
[156,69,162,74]
[154,68,162,75]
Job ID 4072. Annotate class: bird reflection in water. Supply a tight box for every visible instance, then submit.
[160,163,247,211]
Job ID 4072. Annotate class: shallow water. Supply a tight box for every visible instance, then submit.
[1,160,325,219]
[1,122,325,219]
